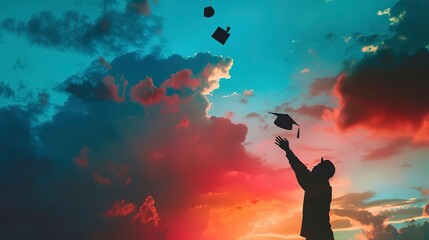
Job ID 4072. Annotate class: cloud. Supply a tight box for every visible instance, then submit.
[243,89,255,97]
[361,139,409,161]
[1,9,162,54]
[246,112,261,119]
[0,82,15,98]
[332,48,429,143]
[325,32,336,43]
[424,203,429,216]
[397,220,429,239]
[0,51,300,239]
[377,8,391,16]
[173,114,190,129]
[309,76,338,97]
[300,68,310,74]
[353,33,381,46]
[384,0,429,54]
[284,104,332,119]
[332,208,402,240]
[331,218,353,229]
[104,200,136,217]
[333,191,424,210]
[99,57,112,70]
[361,45,379,53]
[414,187,429,197]
[399,163,412,168]
[131,77,169,106]
[200,59,233,95]
[380,206,424,221]
[333,191,376,209]
[133,196,161,226]
[163,69,201,90]
[222,92,239,98]
[127,0,158,16]
[332,191,429,239]
[65,74,127,102]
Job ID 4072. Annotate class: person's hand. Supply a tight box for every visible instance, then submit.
[275,136,290,152]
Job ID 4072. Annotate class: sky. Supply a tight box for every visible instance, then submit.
[0,0,429,239]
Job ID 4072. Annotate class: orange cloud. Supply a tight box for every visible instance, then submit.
[133,196,161,226]
[104,200,136,217]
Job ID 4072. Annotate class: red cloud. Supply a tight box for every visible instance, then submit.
[104,200,136,217]
[133,196,161,226]
[93,172,112,185]
[131,78,180,113]
[331,49,429,142]
[174,115,190,129]
[164,69,201,90]
[131,77,166,106]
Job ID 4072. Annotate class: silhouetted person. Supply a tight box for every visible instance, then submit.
[275,136,335,240]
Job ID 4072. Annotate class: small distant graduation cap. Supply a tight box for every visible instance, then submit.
[204,6,215,18]
[269,112,301,138]
[212,26,231,45]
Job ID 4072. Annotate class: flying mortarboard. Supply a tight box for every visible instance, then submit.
[204,6,215,18]
[212,26,231,45]
[269,112,300,138]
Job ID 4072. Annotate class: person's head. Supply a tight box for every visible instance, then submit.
[311,157,335,181]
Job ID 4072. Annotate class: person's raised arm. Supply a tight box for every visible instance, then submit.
[275,136,311,189]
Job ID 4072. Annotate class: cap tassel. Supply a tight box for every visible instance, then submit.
[297,127,300,138]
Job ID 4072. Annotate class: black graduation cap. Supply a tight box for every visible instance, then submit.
[269,112,301,138]
[212,26,231,45]
[204,6,215,18]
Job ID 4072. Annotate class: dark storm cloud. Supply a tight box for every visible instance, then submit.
[384,0,429,54]
[0,82,15,98]
[334,48,429,136]
[309,0,429,143]
[1,9,162,54]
